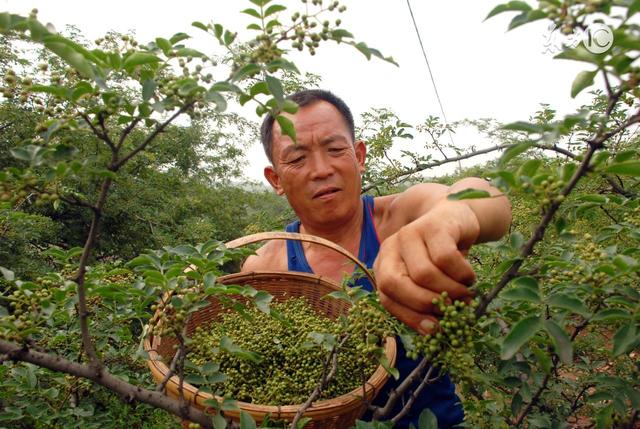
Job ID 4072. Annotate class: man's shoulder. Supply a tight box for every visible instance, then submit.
[241,239,288,272]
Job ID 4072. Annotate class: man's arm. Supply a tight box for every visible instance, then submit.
[374,177,511,334]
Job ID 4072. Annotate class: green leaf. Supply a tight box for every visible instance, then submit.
[501,315,541,360]
[241,8,262,19]
[123,52,161,71]
[170,32,190,44]
[142,79,156,101]
[223,30,236,46]
[447,188,491,201]
[231,63,261,82]
[296,417,312,429]
[508,9,546,31]
[518,159,542,177]
[417,408,438,429]
[155,37,172,54]
[276,115,296,142]
[239,411,257,429]
[501,141,534,166]
[331,29,355,40]
[555,45,603,66]
[485,1,532,20]
[378,354,399,380]
[265,75,284,104]
[502,287,541,303]
[44,41,95,79]
[205,90,227,112]
[266,58,300,74]
[213,413,227,429]
[543,319,573,364]
[604,161,640,176]
[613,322,637,356]
[0,266,15,281]
[628,0,640,18]
[264,4,286,17]
[253,290,272,313]
[547,293,591,317]
[591,308,630,322]
[571,70,597,98]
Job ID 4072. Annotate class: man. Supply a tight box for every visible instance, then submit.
[242,89,511,427]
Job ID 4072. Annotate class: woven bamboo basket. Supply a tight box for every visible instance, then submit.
[144,232,397,429]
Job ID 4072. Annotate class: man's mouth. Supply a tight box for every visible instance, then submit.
[313,187,341,199]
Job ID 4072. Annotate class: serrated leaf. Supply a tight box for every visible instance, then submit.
[265,4,286,16]
[241,8,262,19]
[142,79,156,102]
[518,158,542,178]
[447,188,491,200]
[170,32,190,44]
[485,1,532,20]
[555,45,603,65]
[123,52,160,70]
[592,308,630,322]
[501,315,541,360]
[192,21,209,32]
[205,90,227,112]
[571,70,597,98]
[276,115,296,142]
[155,37,172,54]
[378,354,399,380]
[613,322,637,356]
[508,9,546,31]
[604,161,640,176]
[239,411,257,429]
[500,141,534,166]
[547,293,590,317]
[265,75,284,104]
[502,287,541,303]
[543,319,573,364]
[417,408,438,429]
[231,63,261,82]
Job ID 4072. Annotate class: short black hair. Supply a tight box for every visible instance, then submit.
[260,89,355,163]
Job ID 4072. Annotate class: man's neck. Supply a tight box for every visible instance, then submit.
[298,198,364,255]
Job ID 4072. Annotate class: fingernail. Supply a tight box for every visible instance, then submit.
[419,319,435,334]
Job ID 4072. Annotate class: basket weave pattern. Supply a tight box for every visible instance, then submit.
[145,270,396,428]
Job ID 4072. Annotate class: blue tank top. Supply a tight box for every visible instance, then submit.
[285,195,464,428]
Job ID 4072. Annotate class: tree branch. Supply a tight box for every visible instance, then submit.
[290,334,350,429]
[390,366,437,424]
[0,339,214,429]
[361,142,578,193]
[113,104,193,170]
[117,117,142,150]
[81,113,116,152]
[371,355,431,420]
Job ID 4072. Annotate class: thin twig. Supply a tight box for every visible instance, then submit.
[290,334,350,429]
[390,366,437,424]
[113,103,193,170]
[371,355,430,420]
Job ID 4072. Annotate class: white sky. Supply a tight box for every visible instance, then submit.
[2,1,594,183]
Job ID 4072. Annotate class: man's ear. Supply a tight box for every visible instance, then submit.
[264,165,284,195]
[354,140,366,174]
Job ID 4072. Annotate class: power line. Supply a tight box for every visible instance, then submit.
[405,0,458,156]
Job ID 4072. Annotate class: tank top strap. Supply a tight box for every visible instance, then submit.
[285,220,313,272]
[357,195,381,269]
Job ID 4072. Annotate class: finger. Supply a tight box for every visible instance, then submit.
[378,289,440,335]
[375,247,444,316]
[425,230,476,286]
[398,233,472,301]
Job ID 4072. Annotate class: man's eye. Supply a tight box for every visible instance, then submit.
[287,156,304,164]
[329,148,345,153]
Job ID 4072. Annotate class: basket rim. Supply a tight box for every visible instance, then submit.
[144,270,397,420]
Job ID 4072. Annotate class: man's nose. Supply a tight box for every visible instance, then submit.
[308,152,333,179]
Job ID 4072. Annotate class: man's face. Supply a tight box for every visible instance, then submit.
[264,100,366,229]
